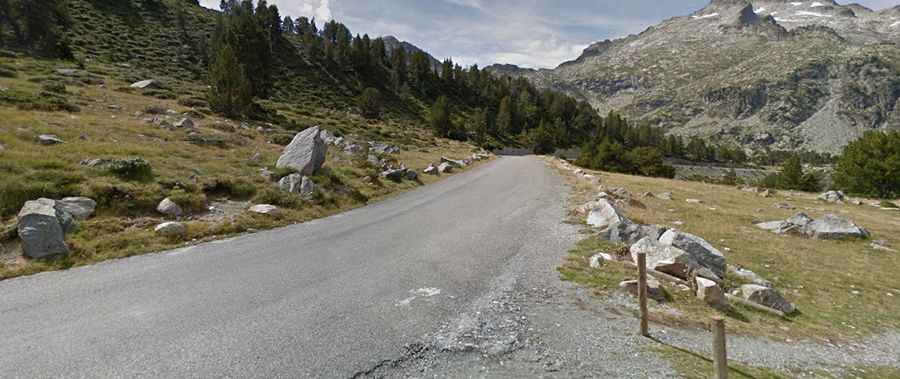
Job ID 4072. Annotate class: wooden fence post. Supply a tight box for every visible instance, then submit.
[712,316,728,379]
[637,252,649,337]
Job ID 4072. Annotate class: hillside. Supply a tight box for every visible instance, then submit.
[490,0,900,154]
[0,0,492,277]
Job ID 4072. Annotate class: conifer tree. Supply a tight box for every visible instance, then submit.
[208,44,253,117]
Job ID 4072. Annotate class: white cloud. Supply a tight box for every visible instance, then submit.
[198,0,333,25]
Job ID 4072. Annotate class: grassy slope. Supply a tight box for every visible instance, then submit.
[550,157,900,339]
[0,0,486,279]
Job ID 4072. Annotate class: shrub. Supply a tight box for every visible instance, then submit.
[167,189,207,214]
[356,87,382,119]
[833,131,900,198]
[107,158,153,181]
[41,82,67,94]
[252,187,304,209]
[759,155,820,192]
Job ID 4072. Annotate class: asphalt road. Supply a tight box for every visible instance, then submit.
[0,155,623,378]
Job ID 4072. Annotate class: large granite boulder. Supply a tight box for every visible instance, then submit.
[658,229,727,280]
[586,199,628,229]
[629,237,720,281]
[17,199,72,259]
[740,284,796,314]
[276,126,327,176]
[600,222,666,244]
[55,197,96,220]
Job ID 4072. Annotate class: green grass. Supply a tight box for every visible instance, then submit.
[552,158,900,340]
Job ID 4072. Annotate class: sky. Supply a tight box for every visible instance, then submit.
[198,0,898,69]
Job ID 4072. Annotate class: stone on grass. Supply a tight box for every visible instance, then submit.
[37,134,64,145]
[405,170,418,181]
[440,156,467,168]
[696,277,729,309]
[130,79,159,89]
[619,278,666,303]
[174,118,194,129]
[586,199,628,229]
[818,191,845,203]
[154,222,187,238]
[600,222,666,244]
[249,204,282,217]
[655,192,673,201]
[589,252,613,269]
[685,198,703,204]
[55,197,96,220]
[630,237,718,281]
[299,176,315,199]
[729,266,773,288]
[382,168,408,182]
[157,198,183,217]
[740,284,796,314]
[17,198,71,259]
[424,165,439,175]
[803,214,869,240]
[279,173,305,193]
[658,229,727,280]
[276,126,327,176]
[438,162,454,174]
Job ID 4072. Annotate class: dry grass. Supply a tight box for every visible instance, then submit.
[548,157,900,340]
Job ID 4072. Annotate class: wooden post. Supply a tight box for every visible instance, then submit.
[637,252,649,337]
[712,316,728,379]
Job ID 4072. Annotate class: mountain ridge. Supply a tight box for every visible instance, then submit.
[490,0,900,154]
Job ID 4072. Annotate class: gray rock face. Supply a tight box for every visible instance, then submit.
[619,278,666,303]
[804,214,869,240]
[17,199,71,259]
[154,222,187,238]
[658,229,727,280]
[249,204,282,217]
[37,134,64,145]
[276,126,327,176]
[740,284,796,314]
[586,199,628,229]
[157,198,183,218]
[55,197,96,220]
[819,190,846,203]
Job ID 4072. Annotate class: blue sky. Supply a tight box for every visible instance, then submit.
[199,0,898,68]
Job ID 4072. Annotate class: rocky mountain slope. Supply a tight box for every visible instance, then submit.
[381,36,442,71]
[490,0,900,154]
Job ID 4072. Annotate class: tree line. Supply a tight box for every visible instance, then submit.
[0,0,72,58]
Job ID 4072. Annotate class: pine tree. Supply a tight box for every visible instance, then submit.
[496,96,513,135]
[281,16,295,34]
[429,96,453,138]
[207,43,253,117]
[356,87,382,119]
[390,47,407,88]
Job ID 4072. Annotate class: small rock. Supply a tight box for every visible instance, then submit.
[382,168,408,182]
[438,162,454,174]
[249,204,282,217]
[424,165,439,175]
[440,156,467,168]
[818,191,846,203]
[740,284,796,314]
[154,222,187,238]
[173,118,194,128]
[759,189,774,198]
[729,266,773,288]
[685,198,703,204]
[586,199,628,229]
[589,253,613,269]
[157,198,183,218]
[655,192,673,201]
[405,170,419,181]
[696,277,729,309]
[130,79,158,89]
[55,197,96,220]
[37,134,65,145]
[619,278,666,303]
[773,202,795,210]
[871,240,895,252]
[278,173,305,194]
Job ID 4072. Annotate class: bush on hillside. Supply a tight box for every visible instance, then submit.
[356,87,382,119]
[759,155,820,192]
[833,131,900,198]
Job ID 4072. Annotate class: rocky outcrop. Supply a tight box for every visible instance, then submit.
[276,126,327,176]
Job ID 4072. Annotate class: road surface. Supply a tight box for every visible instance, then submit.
[0,156,675,378]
